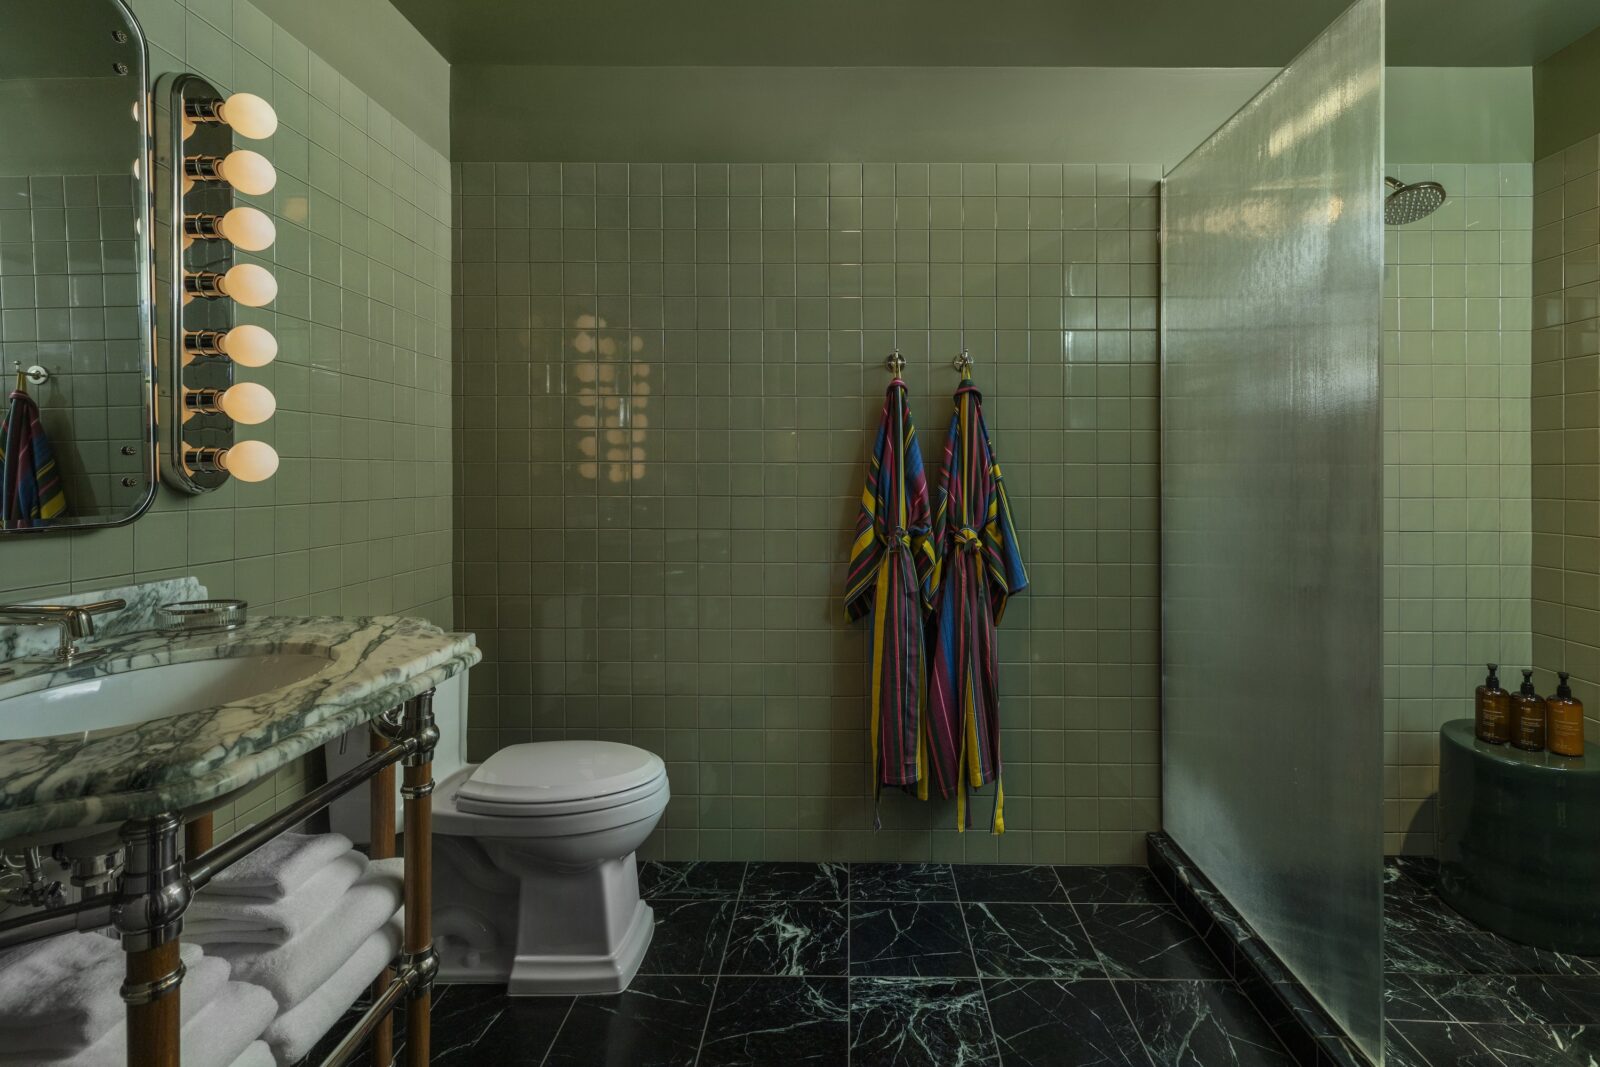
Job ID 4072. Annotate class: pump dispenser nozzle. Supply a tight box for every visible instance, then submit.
[1521,668,1536,695]
[1558,671,1573,699]
[1485,663,1500,687]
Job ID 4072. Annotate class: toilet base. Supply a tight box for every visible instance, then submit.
[435,837,656,996]
[508,898,654,995]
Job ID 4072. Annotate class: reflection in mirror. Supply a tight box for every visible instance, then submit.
[0,0,152,532]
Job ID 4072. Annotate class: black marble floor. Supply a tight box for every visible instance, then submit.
[1384,856,1600,1067]
[411,861,1297,1066]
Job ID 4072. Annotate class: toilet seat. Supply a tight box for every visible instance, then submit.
[456,740,666,816]
[433,741,672,842]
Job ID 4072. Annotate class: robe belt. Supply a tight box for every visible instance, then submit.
[953,525,982,551]
[881,525,918,554]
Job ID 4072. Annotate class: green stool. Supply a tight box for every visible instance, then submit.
[1438,718,1600,953]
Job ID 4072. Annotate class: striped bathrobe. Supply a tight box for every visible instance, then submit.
[0,389,66,529]
[844,379,936,811]
[927,376,1028,832]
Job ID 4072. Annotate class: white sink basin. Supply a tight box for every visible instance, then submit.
[0,654,334,742]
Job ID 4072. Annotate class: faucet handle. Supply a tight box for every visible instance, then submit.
[65,599,126,639]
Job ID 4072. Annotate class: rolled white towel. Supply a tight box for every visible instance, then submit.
[229,1042,274,1067]
[186,850,368,946]
[200,832,354,901]
[262,915,403,1065]
[211,858,404,1007]
[0,933,204,1055]
[2,973,272,1067]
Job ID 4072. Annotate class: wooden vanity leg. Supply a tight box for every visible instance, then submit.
[401,691,437,1067]
[125,942,182,1067]
[183,814,213,857]
[370,728,397,1066]
[117,813,190,1067]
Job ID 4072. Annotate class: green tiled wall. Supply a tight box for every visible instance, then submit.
[1382,162,1534,855]
[1532,135,1600,743]
[0,0,453,840]
[453,160,1161,864]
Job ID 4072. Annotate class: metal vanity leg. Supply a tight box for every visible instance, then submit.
[401,691,438,1067]
[115,813,192,1067]
[370,726,397,1065]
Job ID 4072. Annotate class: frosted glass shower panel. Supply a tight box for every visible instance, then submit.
[1160,0,1385,1059]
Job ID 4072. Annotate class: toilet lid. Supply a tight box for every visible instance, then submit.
[458,741,666,814]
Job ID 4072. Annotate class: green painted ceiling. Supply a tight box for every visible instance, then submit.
[390,0,1600,67]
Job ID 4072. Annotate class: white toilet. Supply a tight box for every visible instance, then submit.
[326,675,670,995]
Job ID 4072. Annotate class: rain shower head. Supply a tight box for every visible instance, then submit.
[1384,176,1446,225]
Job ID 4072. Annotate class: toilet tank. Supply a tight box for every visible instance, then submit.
[325,668,469,846]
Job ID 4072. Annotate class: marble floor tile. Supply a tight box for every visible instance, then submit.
[850,901,976,977]
[952,863,1067,903]
[697,976,848,1066]
[849,978,998,1066]
[740,861,848,900]
[637,860,746,900]
[1384,1021,1501,1067]
[638,898,737,975]
[1078,904,1230,981]
[985,978,1151,1067]
[1056,865,1169,905]
[1385,973,1451,1022]
[721,899,848,977]
[963,901,1104,979]
[426,985,508,1061]
[851,862,958,902]
[1467,1022,1600,1066]
[1415,974,1600,1026]
[541,975,713,1067]
[435,995,573,1066]
[1123,980,1297,1066]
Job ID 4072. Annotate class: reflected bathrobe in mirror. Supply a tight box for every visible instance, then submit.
[845,378,936,817]
[927,374,1028,832]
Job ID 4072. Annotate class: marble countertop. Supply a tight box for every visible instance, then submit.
[0,615,480,843]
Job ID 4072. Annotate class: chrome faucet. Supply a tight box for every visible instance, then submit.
[0,598,126,667]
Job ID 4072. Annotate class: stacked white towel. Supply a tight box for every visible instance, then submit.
[211,857,405,1007]
[192,835,406,1065]
[0,935,275,1067]
[0,933,203,1056]
[200,831,354,900]
[186,850,368,946]
[262,913,405,1064]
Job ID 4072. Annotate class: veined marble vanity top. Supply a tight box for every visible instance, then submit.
[0,588,479,844]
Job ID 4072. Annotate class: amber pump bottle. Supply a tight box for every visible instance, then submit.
[1547,671,1586,758]
[1475,663,1511,744]
[1511,668,1547,752]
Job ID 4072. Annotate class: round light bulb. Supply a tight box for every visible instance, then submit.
[217,149,276,196]
[220,263,277,307]
[218,382,276,424]
[218,93,278,140]
[219,324,277,367]
[216,206,275,252]
[220,440,279,482]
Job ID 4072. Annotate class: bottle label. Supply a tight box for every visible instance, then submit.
[1551,711,1585,757]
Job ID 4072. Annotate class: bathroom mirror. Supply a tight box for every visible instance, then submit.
[0,0,154,533]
